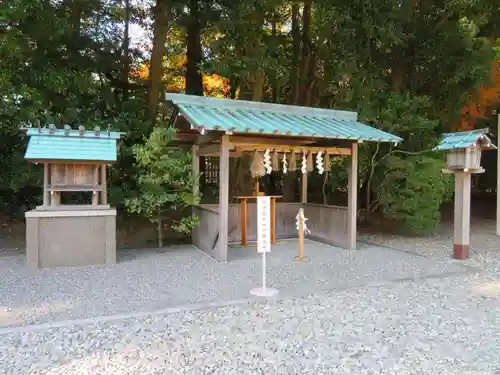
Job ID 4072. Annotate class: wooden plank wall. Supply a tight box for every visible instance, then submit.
[193,203,350,253]
[192,205,220,256]
[303,203,349,248]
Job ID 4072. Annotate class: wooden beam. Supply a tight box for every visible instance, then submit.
[235,144,351,156]
[230,135,315,146]
[301,172,308,203]
[101,165,107,205]
[201,151,243,158]
[192,145,199,197]
[217,135,230,262]
[198,144,221,156]
[347,142,358,250]
[241,199,247,246]
[196,132,224,145]
[43,164,49,206]
[92,166,99,205]
[173,132,199,142]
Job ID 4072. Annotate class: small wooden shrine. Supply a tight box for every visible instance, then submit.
[166,93,403,262]
[23,125,122,269]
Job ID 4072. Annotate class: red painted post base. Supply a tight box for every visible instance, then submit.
[453,244,469,260]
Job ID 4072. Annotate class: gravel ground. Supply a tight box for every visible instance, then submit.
[1,268,500,375]
[1,222,500,374]
[0,240,468,329]
[359,219,500,263]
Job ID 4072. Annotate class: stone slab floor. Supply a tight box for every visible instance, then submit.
[1,235,500,374]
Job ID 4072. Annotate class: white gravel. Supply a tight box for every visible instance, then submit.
[0,240,469,329]
[1,270,500,375]
[1,222,500,374]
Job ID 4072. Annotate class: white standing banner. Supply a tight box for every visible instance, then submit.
[257,195,271,253]
[250,196,279,297]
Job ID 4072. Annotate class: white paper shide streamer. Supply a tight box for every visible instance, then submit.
[316,151,324,174]
[301,151,307,174]
[263,149,272,174]
[282,152,288,174]
[295,210,311,234]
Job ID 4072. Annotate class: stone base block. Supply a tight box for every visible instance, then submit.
[25,208,116,269]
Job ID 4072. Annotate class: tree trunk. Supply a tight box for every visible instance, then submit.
[251,69,265,101]
[185,0,204,96]
[288,2,301,105]
[271,11,279,103]
[147,0,170,123]
[298,0,312,105]
[122,0,131,100]
[229,76,239,99]
[391,0,418,93]
[390,49,407,93]
[304,51,316,106]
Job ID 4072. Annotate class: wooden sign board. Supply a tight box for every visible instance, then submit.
[256,196,271,253]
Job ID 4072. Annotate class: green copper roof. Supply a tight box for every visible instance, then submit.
[166,93,403,143]
[434,129,496,151]
[24,127,122,162]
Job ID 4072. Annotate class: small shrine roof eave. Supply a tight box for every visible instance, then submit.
[22,126,123,163]
[24,157,117,164]
[166,93,403,144]
[434,128,497,151]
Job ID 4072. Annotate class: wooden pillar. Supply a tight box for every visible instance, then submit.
[43,163,50,206]
[92,165,99,205]
[347,142,358,249]
[192,145,199,197]
[240,198,247,246]
[101,165,107,205]
[301,173,308,203]
[453,171,471,259]
[217,135,230,262]
[254,177,261,196]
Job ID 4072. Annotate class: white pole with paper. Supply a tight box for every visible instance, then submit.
[250,196,279,297]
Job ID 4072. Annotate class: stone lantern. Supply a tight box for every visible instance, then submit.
[434,129,496,259]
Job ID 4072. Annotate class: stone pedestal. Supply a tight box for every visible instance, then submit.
[25,207,116,269]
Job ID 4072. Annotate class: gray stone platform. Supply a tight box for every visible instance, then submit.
[0,239,470,329]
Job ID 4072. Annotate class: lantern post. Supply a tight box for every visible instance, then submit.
[434,129,496,259]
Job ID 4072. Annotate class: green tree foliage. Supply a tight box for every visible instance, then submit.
[0,0,498,237]
[373,155,453,235]
[125,125,200,247]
